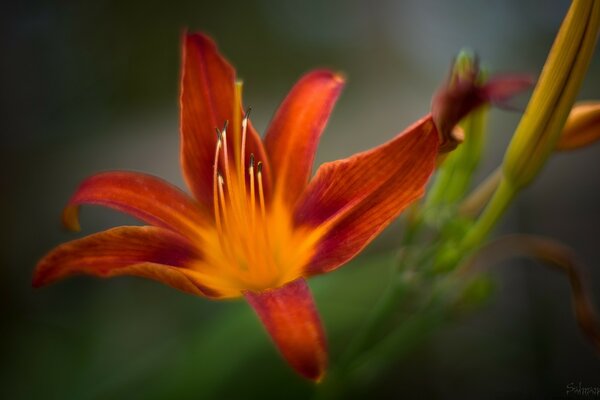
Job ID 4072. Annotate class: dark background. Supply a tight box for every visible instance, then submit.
[1,0,599,398]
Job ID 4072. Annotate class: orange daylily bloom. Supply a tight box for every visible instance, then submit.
[34,33,527,380]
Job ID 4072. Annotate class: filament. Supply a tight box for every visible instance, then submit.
[249,153,256,229]
[257,162,266,223]
[217,174,230,234]
[239,108,250,194]
[213,135,223,237]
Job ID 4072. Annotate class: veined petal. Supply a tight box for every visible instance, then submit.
[180,33,268,207]
[63,171,208,240]
[295,115,439,274]
[244,278,327,381]
[33,226,220,297]
[264,70,345,206]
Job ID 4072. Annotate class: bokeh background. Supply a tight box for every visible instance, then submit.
[2,0,599,398]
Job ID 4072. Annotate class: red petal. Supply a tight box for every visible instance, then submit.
[63,171,208,240]
[244,279,327,381]
[432,70,533,152]
[33,226,220,297]
[180,33,268,207]
[482,74,535,105]
[264,70,344,206]
[294,115,439,274]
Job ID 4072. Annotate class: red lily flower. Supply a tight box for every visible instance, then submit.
[34,33,527,380]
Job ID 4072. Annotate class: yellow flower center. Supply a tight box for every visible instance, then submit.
[192,107,322,298]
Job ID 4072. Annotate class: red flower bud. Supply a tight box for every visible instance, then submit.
[432,55,533,153]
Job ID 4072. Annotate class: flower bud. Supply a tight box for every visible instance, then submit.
[432,50,532,153]
[556,101,600,151]
[503,0,600,189]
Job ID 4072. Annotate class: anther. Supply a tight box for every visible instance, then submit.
[222,120,229,133]
[215,128,222,142]
[257,161,263,174]
[249,153,255,168]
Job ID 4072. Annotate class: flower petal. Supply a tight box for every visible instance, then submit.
[244,278,327,381]
[264,70,345,206]
[294,115,439,274]
[180,33,268,207]
[33,226,220,297]
[62,171,208,240]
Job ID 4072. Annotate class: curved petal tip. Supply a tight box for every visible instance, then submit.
[61,205,81,232]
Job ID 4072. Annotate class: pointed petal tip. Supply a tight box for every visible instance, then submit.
[296,69,346,90]
[182,32,224,59]
[31,226,211,296]
[333,71,346,84]
[324,69,346,85]
[264,68,345,205]
[184,31,212,43]
[294,115,438,274]
[180,30,270,206]
[313,69,346,86]
[31,271,45,288]
[310,368,326,383]
[63,171,208,238]
[483,74,535,105]
[61,205,81,232]
[32,258,58,288]
[244,279,328,381]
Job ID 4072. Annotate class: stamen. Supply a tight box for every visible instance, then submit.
[249,153,255,228]
[223,118,249,231]
[221,121,233,197]
[256,160,277,275]
[257,161,266,222]
[213,135,223,237]
[239,107,251,193]
[233,81,244,167]
[217,172,229,230]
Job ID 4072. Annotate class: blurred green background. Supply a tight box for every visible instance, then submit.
[2,0,599,398]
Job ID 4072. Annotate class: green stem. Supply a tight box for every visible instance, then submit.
[335,276,409,373]
[317,296,447,399]
[458,166,502,217]
[348,306,445,386]
[461,177,516,252]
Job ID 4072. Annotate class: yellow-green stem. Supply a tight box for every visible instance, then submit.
[461,177,516,252]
